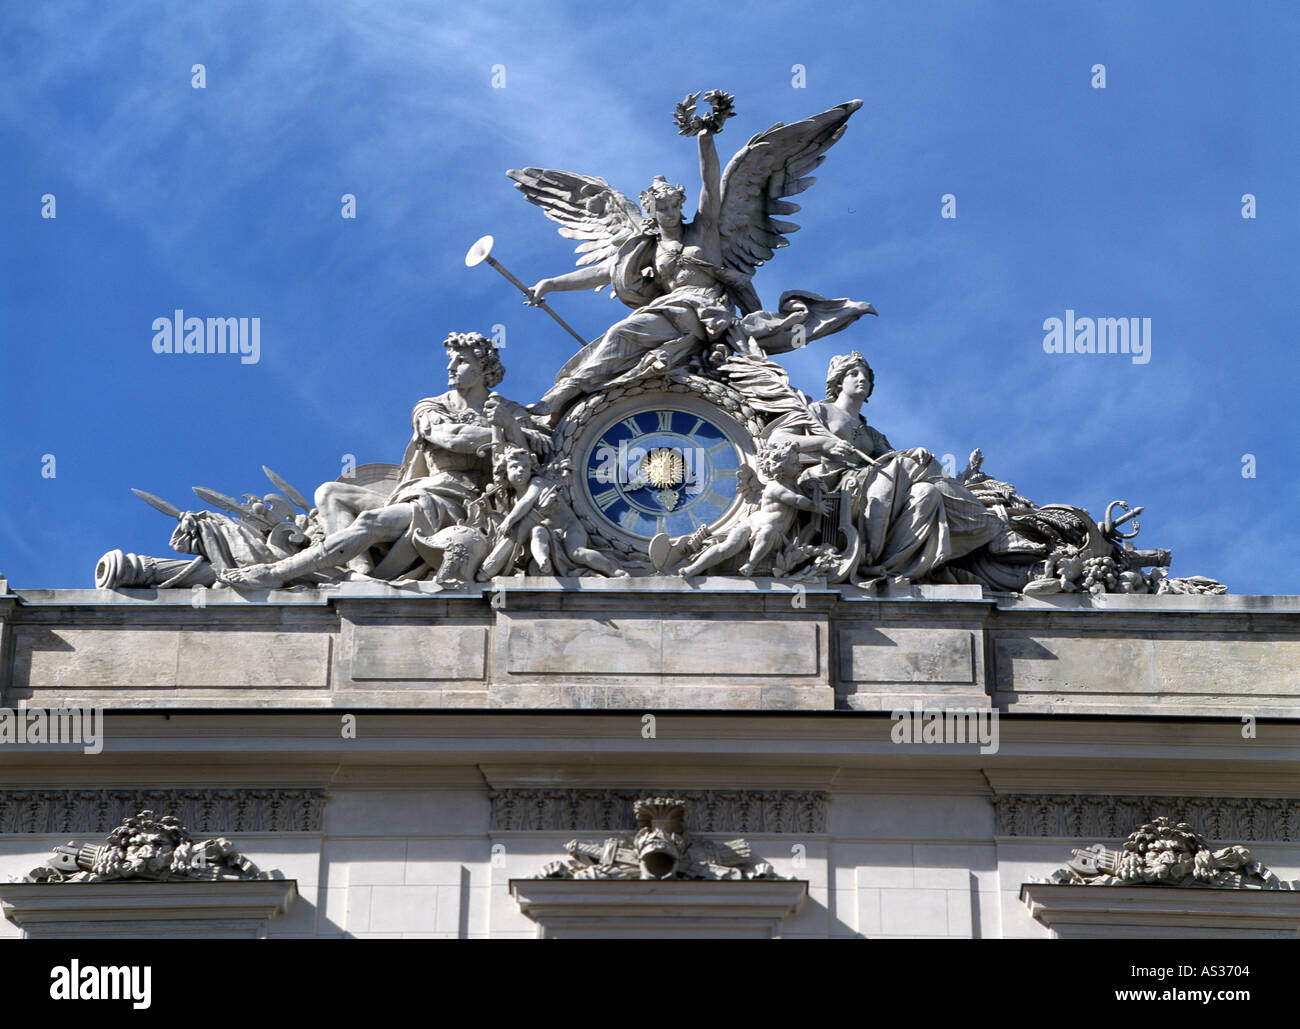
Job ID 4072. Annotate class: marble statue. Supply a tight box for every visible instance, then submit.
[765,351,1004,585]
[477,446,628,579]
[510,90,875,418]
[219,331,546,589]
[96,88,1224,599]
[678,439,826,577]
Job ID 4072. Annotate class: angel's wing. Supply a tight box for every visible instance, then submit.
[717,100,863,309]
[717,354,818,435]
[506,168,644,269]
[737,464,764,506]
[720,354,877,463]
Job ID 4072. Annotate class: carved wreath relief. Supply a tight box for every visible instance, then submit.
[532,797,783,882]
[23,810,271,884]
[1045,817,1296,891]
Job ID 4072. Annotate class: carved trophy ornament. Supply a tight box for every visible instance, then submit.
[95,90,1224,594]
[1044,817,1296,890]
[533,797,782,881]
[23,810,272,884]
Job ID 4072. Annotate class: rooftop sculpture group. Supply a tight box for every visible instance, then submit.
[96,90,1224,597]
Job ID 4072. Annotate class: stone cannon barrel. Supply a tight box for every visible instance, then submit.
[94,549,217,589]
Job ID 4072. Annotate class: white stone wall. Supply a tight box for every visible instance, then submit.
[7,779,1298,938]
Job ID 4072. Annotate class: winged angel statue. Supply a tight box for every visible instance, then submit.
[511,90,876,419]
[93,90,1228,596]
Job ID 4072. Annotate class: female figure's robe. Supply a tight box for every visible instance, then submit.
[773,402,1003,581]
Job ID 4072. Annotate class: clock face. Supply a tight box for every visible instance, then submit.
[580,406,745,540]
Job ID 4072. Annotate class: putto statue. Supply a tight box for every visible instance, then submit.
[94,88,1225,597]
[677,439,825,578]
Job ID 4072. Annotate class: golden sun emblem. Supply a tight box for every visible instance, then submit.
[640,447,686,489]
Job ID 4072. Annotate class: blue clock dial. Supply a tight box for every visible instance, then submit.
[582,408,743,539]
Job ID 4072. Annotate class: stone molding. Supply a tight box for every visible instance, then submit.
[0,879,299,939]
[510,878,808,939]
[490,788,827,834]
[1020,882,1300,939]
[0,789,327,835]
[994,794,1300,841]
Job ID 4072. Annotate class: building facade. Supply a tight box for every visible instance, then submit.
[2,576,1297,938]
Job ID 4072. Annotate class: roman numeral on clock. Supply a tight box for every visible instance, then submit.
[593,488,620,511]
[656,411,674,432]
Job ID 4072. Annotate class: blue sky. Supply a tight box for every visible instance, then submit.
[1,0,1296,593]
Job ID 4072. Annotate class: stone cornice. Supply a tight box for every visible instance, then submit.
[478,763,839,791]
[14,582,1300,612]
[0,714,1296,770]
[510,878,808,939]
[0,879,298,938]
[1020,882,1300,938]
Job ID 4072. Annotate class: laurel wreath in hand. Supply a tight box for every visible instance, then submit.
[674,89,736,135]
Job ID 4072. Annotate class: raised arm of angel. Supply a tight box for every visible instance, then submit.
[673,89,737,245]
